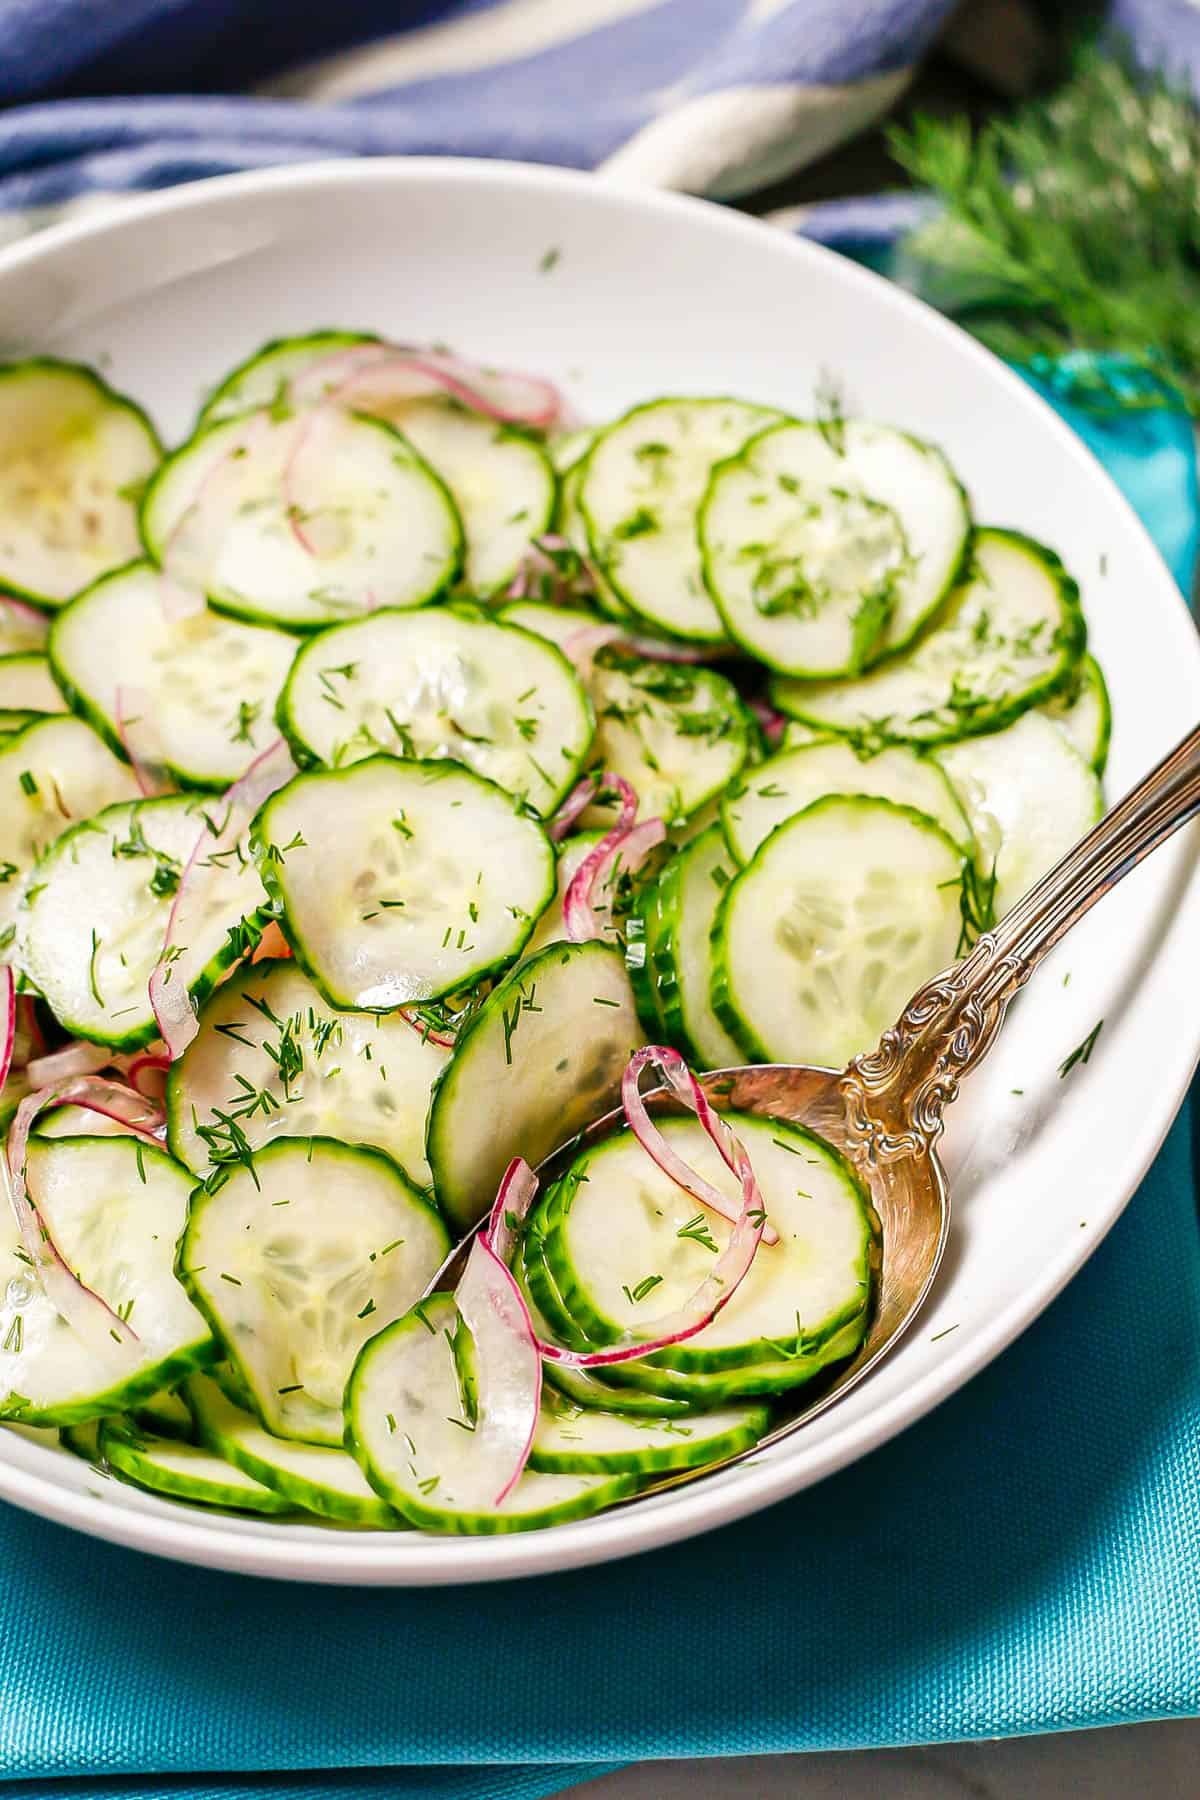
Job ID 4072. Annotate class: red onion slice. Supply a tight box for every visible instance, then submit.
[397,1008,457,1050]
[562,623,713,675]
[326,349,563,429]
[549,769,637,844]
[487,1156,539,1267]
[749,697,787,747]
[25,1040,111,1087]
[560,772,664,944]
[621,1046,779,1247]
[124,1051,171,1102]
[3,1075,166,1358]
[0,967,14,1095]
[288,341,394,405]
[10,996,45,1072]
[536,1048,769,1367]
[454,1235,543,1506]
[149,737,297,1060]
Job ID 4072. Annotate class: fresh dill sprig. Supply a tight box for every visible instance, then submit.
[891,42,1200,413]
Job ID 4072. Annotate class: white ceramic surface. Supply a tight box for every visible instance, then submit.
[0,159,1196,1586]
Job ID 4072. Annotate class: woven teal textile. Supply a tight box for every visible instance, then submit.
[0,367,1196,1800]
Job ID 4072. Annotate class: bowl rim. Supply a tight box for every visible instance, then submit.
[0,154,1196,1586]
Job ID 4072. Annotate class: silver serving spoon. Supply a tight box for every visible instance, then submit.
[431,721,1200,1496]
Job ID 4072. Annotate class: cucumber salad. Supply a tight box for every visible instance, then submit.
[0,338,1108,1536]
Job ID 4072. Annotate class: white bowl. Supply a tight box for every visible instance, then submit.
[0,158,1196,1585]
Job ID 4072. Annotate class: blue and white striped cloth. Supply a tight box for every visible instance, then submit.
[0,1,1193,253]
[0,0,969,242]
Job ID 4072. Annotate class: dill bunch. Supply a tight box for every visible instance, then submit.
[889,44,1200,412]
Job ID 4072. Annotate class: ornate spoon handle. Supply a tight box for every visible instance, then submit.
[841,722,1200,1162]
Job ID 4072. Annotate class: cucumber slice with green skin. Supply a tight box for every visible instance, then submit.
[0,652,66,715]
[769,529,1086,748]
[499,599,608,653]
[277,604,593,816]
[131,1386,195,1440]
[373,399,556,595]
[99,1418,295,1515]
[59,1418,101,1462]
[0,359,161,610]
[536,1112,873,1374]
[197,331,380,426]
[556,457,633,622]
[0,598,49,655]
[18,793,267,1050]
[179,1136,450,1447]
[425,938,644,1232]
[528,1386,768,1476]
[700,420,970,674]
[579,397,781,642]
[34,1103,138,1139]
[521,1223,835,1404]
[0,710,44,740]
[0,1136,215,1427]
[140,407,463,630]
[49,562,299,789]
[346,1293,640,1533]
[721,739,971,864]
[517,1264,695,1417]
[1038,651,1111,774]
[185,1371,397,1526]
[936,711,1103,923]
[713,795,967,1069]
[628,824,742,1070]
[254,756,555,1011]
[588,648,754,827]
[549,429,596,477]
[167,959,449,1189]
[0,715,141,949]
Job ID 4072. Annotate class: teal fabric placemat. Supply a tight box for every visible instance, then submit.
[0,362,1197,1800]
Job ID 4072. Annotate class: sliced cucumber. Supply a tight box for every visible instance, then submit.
[0,359,161,609]
[549,429,596,476]
[34,1103,137,1139]
[713,795,966,1068]
[140,407,462,629]
[59,1419,101,1462]
[579,397,779,642]
[0,599,49,655]
[499,598,608,653]
[198,331,379,426]
[131,1386,195,1440]
[346,1293,639,1533]
[522,1222,837,1404]
[628,823,743,1070]
[167,958,449,1189]
[426,938,644,1232]
[18,793,267,1049]
[50,562,298,788]
[376,400,555,594]
[517,1269,695,1417]
[936,711,1103,921]
[277,604,593,815]
[536,1112,873,1373]
[99,1418,295,1514]
[0,715,141,948]
[700,419,969,673]
[0,1135,213,1426]
[254,756,555,1010]
[1038,651,1111,774]
[0,652,66,715]
[769,529,1085,747]
[588,647,753,826]
[721,739,971,864]
[529,1386,767,1475]
[179,1136,449,1447]
[556,457,632,621]
[185,1371,397,1526]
